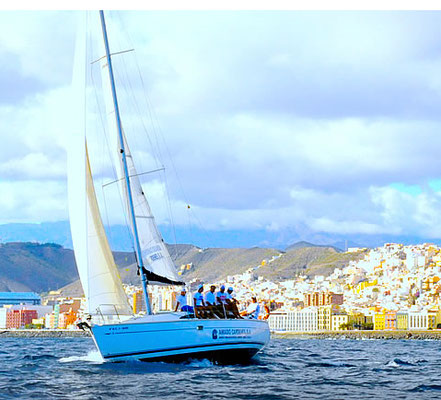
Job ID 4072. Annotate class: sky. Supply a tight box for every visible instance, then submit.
[2,9,441,248]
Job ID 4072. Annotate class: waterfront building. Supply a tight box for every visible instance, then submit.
[268,307,318,332]
[407,309,436,330]
[318,305,341,331]
[58,311,77,329]
[0,308,6,329]
[374,311,386,330]
[331,313,349,330]
[6,309,38,328]
[347,312,373,329]
[385,311,397,330]
[396,312,408,330]
[0,292,41,306]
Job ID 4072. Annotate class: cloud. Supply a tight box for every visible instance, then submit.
[2,11,441,245]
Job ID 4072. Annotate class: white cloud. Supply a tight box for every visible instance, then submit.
[2,11,441,244]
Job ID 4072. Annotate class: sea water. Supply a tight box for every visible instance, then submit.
[0,337,440,399]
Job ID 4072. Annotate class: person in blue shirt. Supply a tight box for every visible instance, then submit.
[193,284,207,319]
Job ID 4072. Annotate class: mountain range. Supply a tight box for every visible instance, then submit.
[0,221,439,252]
[0,241,365,296]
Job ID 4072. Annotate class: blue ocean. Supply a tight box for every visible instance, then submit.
[0,337,440,399]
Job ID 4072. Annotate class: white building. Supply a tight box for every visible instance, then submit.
[268,307,318,332]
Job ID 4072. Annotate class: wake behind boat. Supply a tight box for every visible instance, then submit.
[68,10,270,364]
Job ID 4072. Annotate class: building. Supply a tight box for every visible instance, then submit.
[374,311,386,330]
[133,290,150,314]
[0,292,41,306]
[268,307,318,332]
[6,309,38,328]
[385,311,397,330]
[396,312,408,330]
[318,305,341,330]
[58,311,77,329]
[304,292,344,307]
[348,312,373,329]
[331,313,349,330]
[0,308,7,329]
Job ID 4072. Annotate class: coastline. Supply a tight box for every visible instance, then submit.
[271,330,441,340]
[1,329,440,340]
[0,329,90,338]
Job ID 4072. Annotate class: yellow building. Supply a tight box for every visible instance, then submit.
[318,305,341,330]
[374,311,386,330]
[396,312,408,330]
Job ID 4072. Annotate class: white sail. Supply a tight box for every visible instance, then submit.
[98,41,182,285]
[68,13,133,318]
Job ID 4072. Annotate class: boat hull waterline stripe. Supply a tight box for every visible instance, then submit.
[102,341,266,359]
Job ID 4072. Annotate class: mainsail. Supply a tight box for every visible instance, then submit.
[98,28,183,286]
[68,14,132,318]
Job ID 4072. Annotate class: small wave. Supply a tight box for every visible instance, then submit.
[388,358,415,366]
[23,354,57,361]
[59,350,104,364]
[305,361,355,368]
[409,384,441,392]
[183,358,214,368]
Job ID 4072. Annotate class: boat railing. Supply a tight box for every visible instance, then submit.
[95,304,129,324]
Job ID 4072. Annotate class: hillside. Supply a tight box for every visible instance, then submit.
[0,242,366,296]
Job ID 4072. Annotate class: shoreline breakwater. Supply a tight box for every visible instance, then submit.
[0,329,90,338]
[1,329,441,340]
[272,329,441,340]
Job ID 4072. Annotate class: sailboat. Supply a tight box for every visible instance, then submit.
[67,10,270,363]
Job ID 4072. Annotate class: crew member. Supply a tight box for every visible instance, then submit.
[241,296,260,319]
[175,288,192,313]
[216,285,228,318]
[226,287,241,318]
[204,285,220,318]
[193,284,207,318]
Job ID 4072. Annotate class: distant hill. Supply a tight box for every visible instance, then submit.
[0,242,366,296]
[286,241,342,252]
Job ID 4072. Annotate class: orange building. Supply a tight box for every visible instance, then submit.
[385,311,397,330]
[58,311,77,329]
[304,292,344,307]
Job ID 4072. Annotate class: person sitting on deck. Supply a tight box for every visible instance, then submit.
[259,302,270,320]
[194,284,208,319]
[175,288,193,313]
[240,296,260,319]
[204,285,221,318]
[215,285,228,317]
[226,287,241,318]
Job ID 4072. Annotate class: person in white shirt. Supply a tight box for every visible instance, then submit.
[204,285,216,305]
[216,285,228,318]
[193,284,207,318]
[175,288,192,312]
[241,296,260,319]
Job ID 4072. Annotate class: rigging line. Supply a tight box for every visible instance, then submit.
[116,11,212,249]
[113,47,162,171]
[101,167,165,188]
[89,41,133,248]
[114,14,180,255]
[113,12,165,169]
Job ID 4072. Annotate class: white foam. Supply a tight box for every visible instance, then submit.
[59,349,104,364]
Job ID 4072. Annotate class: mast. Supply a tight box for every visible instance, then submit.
[99,10,152,315]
